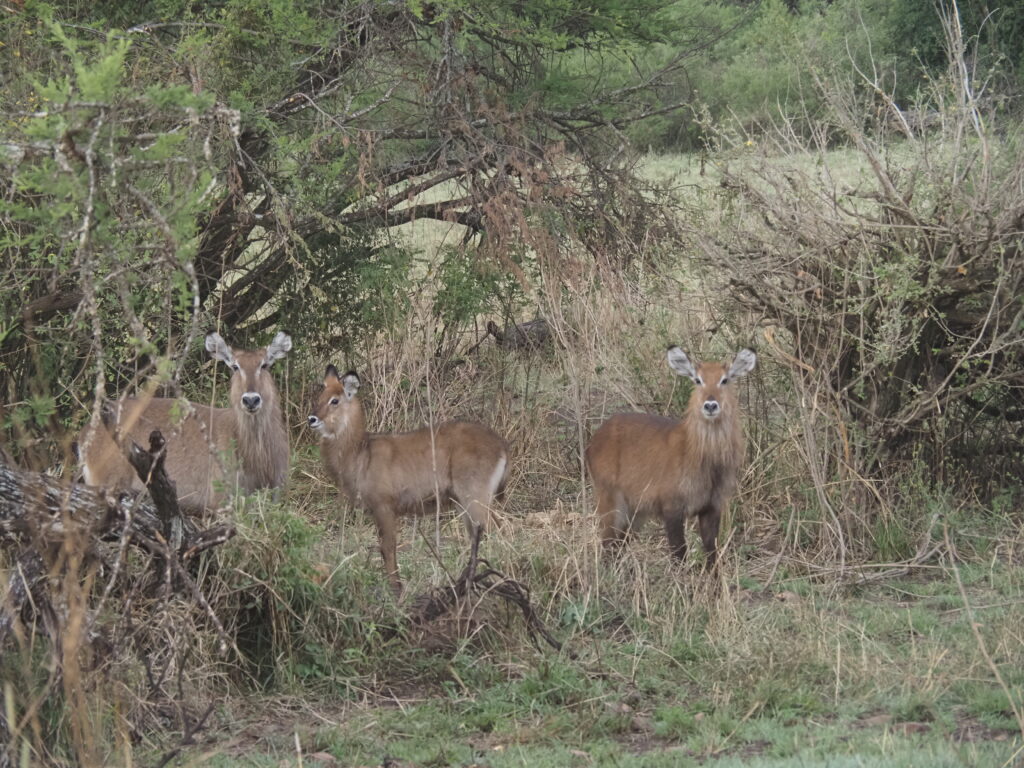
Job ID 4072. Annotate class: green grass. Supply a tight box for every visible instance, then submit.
[129,491,1024,767]
[9,146,1024,766]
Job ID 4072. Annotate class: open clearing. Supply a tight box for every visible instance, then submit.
[133,485,1024,767]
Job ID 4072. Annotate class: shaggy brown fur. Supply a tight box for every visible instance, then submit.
[585,347,756,568]
[309,366,509,594]
[79,331,292,512]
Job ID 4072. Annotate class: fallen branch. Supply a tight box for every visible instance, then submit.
[410,556,565,653]
[153,701,217,768]
[119,428,183,548]
[0,439,235,768]
[777,512,945,586]
[0,456,185,548]
[0,444,235,645]
[0,549,51,650]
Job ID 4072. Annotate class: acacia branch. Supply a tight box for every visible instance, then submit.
[336,195,477,227]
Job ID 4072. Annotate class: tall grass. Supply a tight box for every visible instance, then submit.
[9,229,1023,765]
[5,81,1024,768]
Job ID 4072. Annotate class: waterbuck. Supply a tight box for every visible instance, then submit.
[79,331,292,512]
[308,366,509,594]
[585,347,756,568]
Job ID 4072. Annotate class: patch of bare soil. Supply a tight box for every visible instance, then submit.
[951,715,1016,743]
[853,709,1018,743]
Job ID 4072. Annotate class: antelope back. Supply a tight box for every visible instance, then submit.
[309,366,509,594]
[308,366,508,514]
[80,397,235,509]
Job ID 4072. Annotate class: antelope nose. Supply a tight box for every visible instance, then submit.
[307,415,318,426]
[703,400,720,416]
[241,393,262,411]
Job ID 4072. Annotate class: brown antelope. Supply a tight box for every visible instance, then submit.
[308,366,509,594]
[585,347,756,569]
[79,331,292,511]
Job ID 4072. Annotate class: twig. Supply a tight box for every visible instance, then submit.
[410,555,565,653]
[944,524,1024,737]
[152,702,216,768]
[793,511,944,585]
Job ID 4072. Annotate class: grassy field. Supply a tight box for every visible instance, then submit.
[188,143,1024,765]
[113,313,1023,766]
[144,483,1024,767]
[4,147,1023,768]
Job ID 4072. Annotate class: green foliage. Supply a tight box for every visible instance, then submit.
[630,0,1024,151]
[0,7,235,460]
[216,505,384,689]
[653,705,701,739]
[349,247,417,337]
[872,517,915,562]
[434,246,528,331]
[3,395,56,432]
[966,687,1020,729]
[882,0,1024,87]
[288,234,417,357]
[432,249,504,328]
[890,691,939,724]
[5,1,1024,765]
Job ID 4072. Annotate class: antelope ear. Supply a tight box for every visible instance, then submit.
[205,332,235,366]
[264,331,292,366]
[341,371,361,399]
[728,349,757,379]
[666,346,698,381]
[324,364,341,383]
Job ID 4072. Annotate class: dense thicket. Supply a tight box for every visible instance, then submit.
[1,0,699,465]
[691,7,1024,512]
[5,1,1022,462]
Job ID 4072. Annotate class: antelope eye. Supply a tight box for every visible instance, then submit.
[231,363,240,371]
[721,376,729,385]
[694,376,704,386]
[329,397,340,406]
[260,362,269,370]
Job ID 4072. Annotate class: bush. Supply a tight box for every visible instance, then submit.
[693,9,1024,527]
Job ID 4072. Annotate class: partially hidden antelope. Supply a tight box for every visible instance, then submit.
[308,366,509,594]
[79,331,292,512]
[585,347,757,569]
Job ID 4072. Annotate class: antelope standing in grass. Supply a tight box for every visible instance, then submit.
[79,331,292,512]
[585,347,756,569]
[308,366,509,594]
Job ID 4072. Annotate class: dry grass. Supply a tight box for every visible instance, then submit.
[4,151,1023,766]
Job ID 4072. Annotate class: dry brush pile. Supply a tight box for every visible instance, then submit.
[687,54,1024,561]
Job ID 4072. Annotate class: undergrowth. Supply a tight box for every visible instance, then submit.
[4,259,1023,766]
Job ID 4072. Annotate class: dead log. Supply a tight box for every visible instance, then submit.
[120,429,182,541]
[0,446,235,767]
[0,456,179,547]
[117,428,187,587]
[0,548,51,646]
